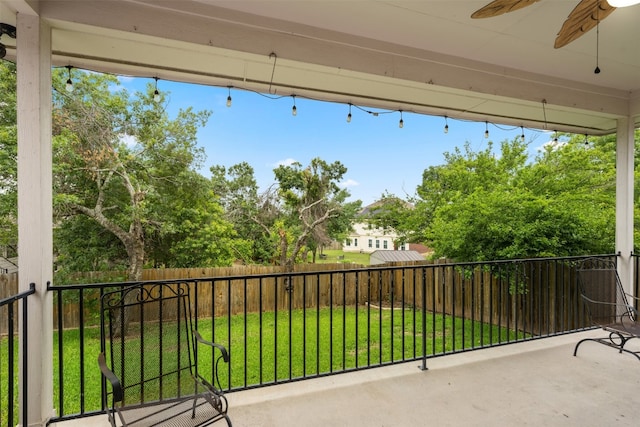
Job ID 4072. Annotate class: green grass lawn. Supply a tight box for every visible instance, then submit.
[310,249,370,265]
[1,305,520,424]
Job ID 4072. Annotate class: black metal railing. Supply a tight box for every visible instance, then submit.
[632,253,640,311]
[46,254,611,424]
[0,283,35,427]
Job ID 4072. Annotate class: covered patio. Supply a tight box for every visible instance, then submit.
[1,1,639,426]
[53,331,640,427]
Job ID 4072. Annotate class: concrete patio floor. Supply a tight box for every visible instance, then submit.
[57,330,640,427]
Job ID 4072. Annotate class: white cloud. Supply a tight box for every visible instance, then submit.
[273,158,297,167]
[118,76,135,84]
[537,138,567,152]
[119,133,138,148]
[339,178,360,188]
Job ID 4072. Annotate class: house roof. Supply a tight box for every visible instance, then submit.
[370,250,424,263]
[358,199,414,217]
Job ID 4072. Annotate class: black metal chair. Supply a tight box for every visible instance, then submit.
[574,258,640,361]
[98,282,232,426]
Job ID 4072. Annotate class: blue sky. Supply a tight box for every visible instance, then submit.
[120,77,550,206]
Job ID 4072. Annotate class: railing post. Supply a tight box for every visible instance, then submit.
[8,300,15,425]
[420,267,428,371]
[21,286,31,425]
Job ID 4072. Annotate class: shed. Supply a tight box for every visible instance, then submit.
[369,250,424,265]
[0,256,18,274]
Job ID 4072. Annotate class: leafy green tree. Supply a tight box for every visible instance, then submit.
[211,162,279,264]
[147,170,246,268]
[417,138,615,261]
[52,70,236,278]
[273,158,358,268]
[0,61,17,254]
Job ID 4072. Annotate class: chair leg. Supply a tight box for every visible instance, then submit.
[574,336,640,361]
[573,337,593,356]
[192,395,198,419]
[619,336,640,361]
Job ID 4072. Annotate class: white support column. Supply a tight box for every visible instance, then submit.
[16,13,54,427]
[615,117,635,296]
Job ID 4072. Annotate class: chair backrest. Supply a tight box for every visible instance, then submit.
[101,282,196,406]
[576,258,635,328]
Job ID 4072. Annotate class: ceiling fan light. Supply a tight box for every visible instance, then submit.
[608,0,640,7]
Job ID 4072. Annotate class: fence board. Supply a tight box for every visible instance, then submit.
[0,273,18,334]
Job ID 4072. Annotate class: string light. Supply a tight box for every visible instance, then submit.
[553,131,558,144]
[58,65,574,140]
[153,77,160,102]
[65,65,74,92]
[584,134,589,145]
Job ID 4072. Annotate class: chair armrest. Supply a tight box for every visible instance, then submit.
[193,330,229,362]
[580,294,620,307]
[623,293,640,316]
[98,352,124,403]
[625,292,640,303]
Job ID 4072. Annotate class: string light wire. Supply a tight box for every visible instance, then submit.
[50,65,581,143]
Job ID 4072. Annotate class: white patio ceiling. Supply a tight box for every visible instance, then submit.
[1,0,639,135]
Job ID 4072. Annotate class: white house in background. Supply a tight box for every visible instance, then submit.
[343,200,411,253]
[343,222,408,254]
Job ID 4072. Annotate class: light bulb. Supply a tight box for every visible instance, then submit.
[484,129,489,138]
[399,119,404,128]
[226,95,232,108]
[65,65,74,92]
[484,122,489,138]
[292,105,297,116]
[444,124,449,134]
[347,113,352,123]
[608,0,640,7]
[153,77,160,102]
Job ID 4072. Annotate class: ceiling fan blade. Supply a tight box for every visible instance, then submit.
[554,0,616,48]
[471,0,542,19]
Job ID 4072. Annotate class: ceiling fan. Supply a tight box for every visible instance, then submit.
[471,0,640,48]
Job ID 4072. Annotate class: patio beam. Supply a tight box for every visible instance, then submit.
[16,12,54,427]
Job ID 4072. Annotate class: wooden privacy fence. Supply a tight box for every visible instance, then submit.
[192,258,586,336]
[3,257,596,336]
[0,272,18,335]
